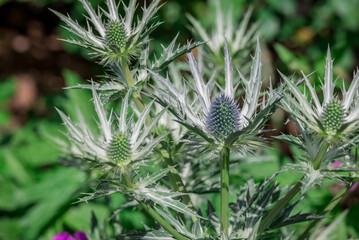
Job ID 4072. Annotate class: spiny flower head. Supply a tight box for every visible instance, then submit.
[206,94,241,141]
[56,87,168,172]
[152,40,278,152]
[51,0,163,64]
[281,47,359,144]
[107,133,131,166]
[106,21,127,52]
[321,100,345,134]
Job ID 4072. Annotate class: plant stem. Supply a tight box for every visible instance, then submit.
[257,181,302,235]
[297,184,350,240]
[312,140,330,170]
[220,147,230,238]
[120,58,147,114]
[138,202,188,240]
[121,58,135,88]
[257,140,330,237]
[122,172,188,240]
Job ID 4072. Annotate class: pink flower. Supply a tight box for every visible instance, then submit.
[52,232,88,240]
[350,182,359,192]
[330,161,343,167]
[52,232,73,240]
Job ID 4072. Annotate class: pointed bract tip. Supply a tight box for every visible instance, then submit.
[326,44,332,59]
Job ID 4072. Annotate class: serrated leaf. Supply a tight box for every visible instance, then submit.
[151,33,204,71]
[155,207,196,239]
[137,167,174,188]
[121,230,174,239]
[141,190,202,219]
[274,135,302,147]
[65,81,125,91]
[248,218,261,240]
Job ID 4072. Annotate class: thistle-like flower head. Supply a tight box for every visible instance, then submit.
[206,94,241,141]
[107,133,132,166]
[151,40,278,153]
[281,47,359,143]
[321,100,345,135]
[56,87,168,172]
[51,0,163,64]
[105,21,127,52]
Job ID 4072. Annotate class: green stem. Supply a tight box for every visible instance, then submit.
[138,202,188,240]
[257,140,330,237]
[120,58,147,114]
[122,172,188,240]
[257,181,302,235]
[220,147,230,238]
[298,184,350,240]
[121,58,135,88]
[313,140,330,170]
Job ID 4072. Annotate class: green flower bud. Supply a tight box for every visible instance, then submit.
[106,21,126,51]
[322,100,345,133]
[107,133,131,164]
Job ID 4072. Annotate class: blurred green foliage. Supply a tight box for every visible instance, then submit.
[0,78,15,127]
[1,0,359,239]
[0,72,150,240]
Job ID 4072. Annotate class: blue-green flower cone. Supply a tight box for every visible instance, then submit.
[106,21,126,51]
[322,100,345,132]
[107,133,131,163]
[206,94,241,141]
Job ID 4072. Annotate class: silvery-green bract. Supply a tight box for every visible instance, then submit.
[187,0,258,69]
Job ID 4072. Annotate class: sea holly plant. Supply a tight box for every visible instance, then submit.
[56,86,203,240]
[150,40,286,238]
[52,0,359,240]
[279,48,359,175]
[256,48,359,238]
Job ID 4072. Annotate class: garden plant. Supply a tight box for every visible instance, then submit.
[49,0,359,239]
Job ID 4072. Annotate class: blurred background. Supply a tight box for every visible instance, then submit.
[1,0,359,239]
